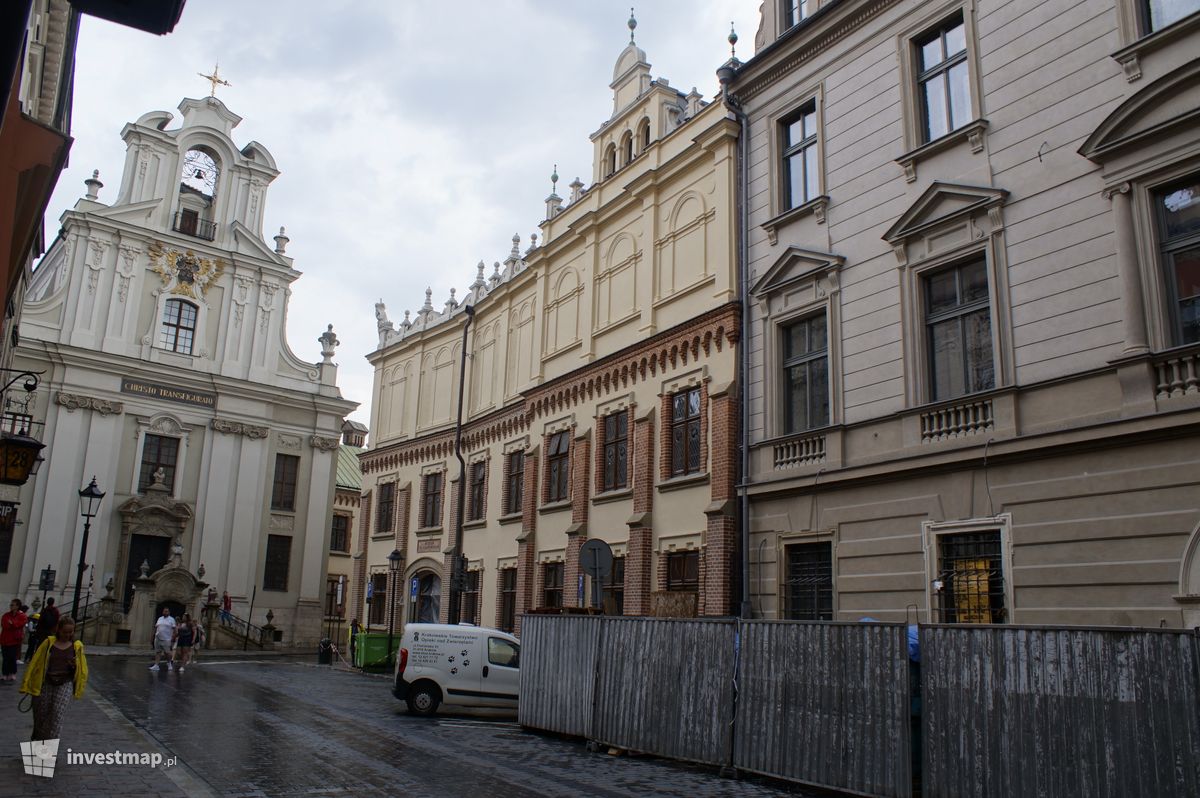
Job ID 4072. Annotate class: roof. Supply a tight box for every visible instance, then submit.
[335,445,365,491]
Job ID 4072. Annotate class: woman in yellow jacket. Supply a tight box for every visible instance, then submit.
[20,616,88,741]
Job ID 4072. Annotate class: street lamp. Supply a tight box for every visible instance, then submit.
[386,548,403,665]
[72,477,105,620]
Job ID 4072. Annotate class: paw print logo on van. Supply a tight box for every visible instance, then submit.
[450,667,458,675]
[461,649,469,656]
[447,655,456,663]
[462,659,469,666]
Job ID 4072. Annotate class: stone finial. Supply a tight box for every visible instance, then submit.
[472,260,486,291]
[375,299,390,328]
[728,22,738,58]
[686,86,703,117]
[401,309,412,329]
[628,7,637,43]
[569,177,584,202]
[510,234,521,259]
[319,324,339,362]
[84,170,103,201]
[529,232,538,252]
[546,191,563,218]
[420,287,434,316]
[445,287,458,310]
[490,261,501,286]
[274,226,290,254]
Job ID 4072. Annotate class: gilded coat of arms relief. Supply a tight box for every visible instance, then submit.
[147,241,226,300]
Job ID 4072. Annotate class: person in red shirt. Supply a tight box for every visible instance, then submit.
[1,599,29,682]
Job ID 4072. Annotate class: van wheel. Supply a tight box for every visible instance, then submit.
[406,683,441,716]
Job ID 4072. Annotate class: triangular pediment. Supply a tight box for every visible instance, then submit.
[883,181,1008,244]
[751,246,844,297]
[86,198,163,226]
[229,220,289,265]
[1080,60,1200,162]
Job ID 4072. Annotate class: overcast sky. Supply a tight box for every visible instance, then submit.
[48,1,760,430]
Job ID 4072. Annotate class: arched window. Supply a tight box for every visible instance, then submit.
[621,131,633,166]
[159,299,198,354]
[639,117,651,153]
[604,144,617,177]
[175,147,220,240]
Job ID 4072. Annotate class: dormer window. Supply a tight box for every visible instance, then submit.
[159,299,198,355]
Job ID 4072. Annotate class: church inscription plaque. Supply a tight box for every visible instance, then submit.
[121,378,216,409]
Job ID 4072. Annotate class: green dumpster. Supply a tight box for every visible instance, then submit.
[353,632,401,670]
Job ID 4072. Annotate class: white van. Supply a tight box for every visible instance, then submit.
[392,623,520,716]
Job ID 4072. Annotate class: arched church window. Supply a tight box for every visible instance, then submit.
[604,144,617,177]
[621,131,633,166]
[639,117,651,152]
[159,299,198,355]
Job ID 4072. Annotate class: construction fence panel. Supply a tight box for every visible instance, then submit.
[517,614,601,738]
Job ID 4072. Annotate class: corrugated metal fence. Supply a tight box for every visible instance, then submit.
[921,625,1200,798]
[519,615,910,797]
[521,617,1200,797]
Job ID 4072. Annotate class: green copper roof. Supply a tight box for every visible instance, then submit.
[336,444,365,491]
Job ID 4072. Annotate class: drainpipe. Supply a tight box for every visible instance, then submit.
[447,303,475,625]
[717,59,752,620]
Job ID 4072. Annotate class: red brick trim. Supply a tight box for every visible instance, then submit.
[350,490,372,623]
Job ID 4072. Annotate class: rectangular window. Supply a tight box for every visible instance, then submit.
[330,514,350,553]
[376,482,395,536]
[546,431,570,503]
[468,461,487,521]
[665,550,699,592]
[271,454,300,512]
[324,576,342,618]
[783,314,830,433]
[505,452,524,515]
[263,534,292,591]
[138,434,180,493]
[783,0,811,28]
[915,16,971,143]
[1158,177,1200,345]
[1144,0,1200,32]
[542,562,564,608]
[421,472,443,528]
[784,542,833,620]
[925,260,994,401]
[499,568,517,631]
[603,556,625,615]
[670,388,702,477]
[158,299,198,355]
[368,573,387,626]
[935,530,1005,623]
[782,103,819,210]
[462,570,479,625]
[602,412,629,492]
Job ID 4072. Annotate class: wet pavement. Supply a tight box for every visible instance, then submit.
[1,654,818,797]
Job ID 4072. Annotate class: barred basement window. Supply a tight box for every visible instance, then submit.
[462,570,479,625]
[263,534,292,592]
[499,568,517,631]
[665,550,699,592]
[784,542,833,620]
[542,562,564,608]
[935,530,1006,623]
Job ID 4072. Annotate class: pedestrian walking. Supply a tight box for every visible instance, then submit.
[20,616,88,742]
[149,607,176,671]
[174,614,195,672]
[29,598,59,661]
[23,612,38,662]
[1,599,28,682]
[220,591,232,623]
[192,618,206,663]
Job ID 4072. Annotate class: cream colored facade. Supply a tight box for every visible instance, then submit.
[358,31,740,633]
[736,0,1200,626]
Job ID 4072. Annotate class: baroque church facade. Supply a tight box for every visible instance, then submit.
[5,95,356,646]
[357,24,740,635]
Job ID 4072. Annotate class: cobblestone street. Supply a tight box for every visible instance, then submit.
[0,654,816,797]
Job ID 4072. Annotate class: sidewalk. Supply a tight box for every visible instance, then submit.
[0,675,212,797]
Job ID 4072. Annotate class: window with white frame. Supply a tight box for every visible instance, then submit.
[138,433,179,493]
[925,260,994,402]
[1142,0,1200,32]
[915,16,971,143]
[1156,176,1200,345]
[932,529,1006,623]
[784,541,833,620]
[158,299,198,354]
[782,102,820,210]
[782,313,830,433]
[782,0,812,28]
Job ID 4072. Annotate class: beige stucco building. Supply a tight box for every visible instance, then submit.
[734,0,1200,626]
[357,25,740,635]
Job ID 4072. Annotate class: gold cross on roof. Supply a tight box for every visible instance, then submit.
[198,63,231,98]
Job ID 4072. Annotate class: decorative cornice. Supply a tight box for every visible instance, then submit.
[211,419,269,439]
[310,435,340,452]
[361,403,529,475]
[55,392,124,416]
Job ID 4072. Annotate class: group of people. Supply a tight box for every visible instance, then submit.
[0,597,87,742]
[149,606,205,672]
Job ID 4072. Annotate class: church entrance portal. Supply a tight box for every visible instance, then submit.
[125,534,170,611]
